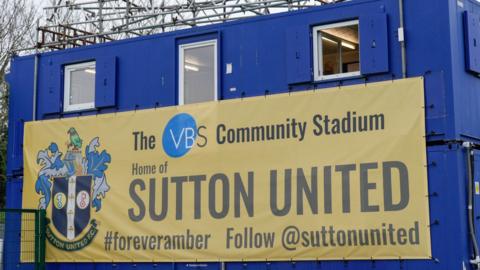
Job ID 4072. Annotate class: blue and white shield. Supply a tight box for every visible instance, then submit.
[51,175,93,240]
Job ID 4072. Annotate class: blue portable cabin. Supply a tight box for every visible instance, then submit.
[6,0,480,269]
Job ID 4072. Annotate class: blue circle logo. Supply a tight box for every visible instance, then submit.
[162,113,197,158]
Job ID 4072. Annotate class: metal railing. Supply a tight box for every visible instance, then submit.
[0,209,46,270]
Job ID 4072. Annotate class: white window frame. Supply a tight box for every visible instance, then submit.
[313,20,360,81]
[63,61,96,112]
[178,39,218,105]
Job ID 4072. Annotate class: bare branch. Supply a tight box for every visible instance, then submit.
[0,0,39,206]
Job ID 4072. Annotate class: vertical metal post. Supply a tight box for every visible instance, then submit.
[34,210,46,270]
[34,211,39,270]
[126,0,131,38]
[32,19,40,121]
[99,0,104,40]
[38,210,46,270]
[338,42,343,74]
[223,0,227,22]
[32,55,38,121]
[161,0,165,33]
[464,142,480,268]
[398,0,407,78]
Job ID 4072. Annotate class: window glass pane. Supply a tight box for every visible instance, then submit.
[183,44,215,104]
[341,39,359,73]
[318,22,359,77]
[320,34,340,75]
[69,67,95,106]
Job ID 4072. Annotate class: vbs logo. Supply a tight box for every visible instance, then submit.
[34,127,111,251]
[162,113,207,158]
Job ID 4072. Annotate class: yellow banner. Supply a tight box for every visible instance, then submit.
[23,77,431,262]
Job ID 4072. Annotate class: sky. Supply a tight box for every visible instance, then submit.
[31,0,48,20]
[32,0,47,9]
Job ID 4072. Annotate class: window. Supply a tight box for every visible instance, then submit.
[64,61,96,112]
[179,40,217,105]
[313,20,360,81]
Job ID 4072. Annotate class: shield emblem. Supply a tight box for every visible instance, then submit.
[51,175,93,240]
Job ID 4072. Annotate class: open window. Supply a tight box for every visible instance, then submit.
[313,20,360,81]
[63,61,96,112]
[179,40,218,105]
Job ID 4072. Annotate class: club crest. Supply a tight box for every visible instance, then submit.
[34,128,111,251]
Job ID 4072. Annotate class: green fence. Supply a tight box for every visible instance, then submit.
[0,209,46,270]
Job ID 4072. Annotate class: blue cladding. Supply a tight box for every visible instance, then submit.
[424,71,447,140]
[6,57,34,177]
[95,56,118,108]
[464,11,480,74]
[359,13,389,75]
[286,25,312,84]
[41,60,62,115]
[473,150,480,249]
[451,0,480,142]
[4,179,31,270]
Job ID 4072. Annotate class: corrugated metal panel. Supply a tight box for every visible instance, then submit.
[424,71,447,140]
[6,58,34,176]
[42,60,62,115]
[359,13,389,75]
[286,25,312,84]
[464,11,480,74]
[95,56,118,108]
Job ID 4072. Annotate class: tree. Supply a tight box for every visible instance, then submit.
[0,0,38,207]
